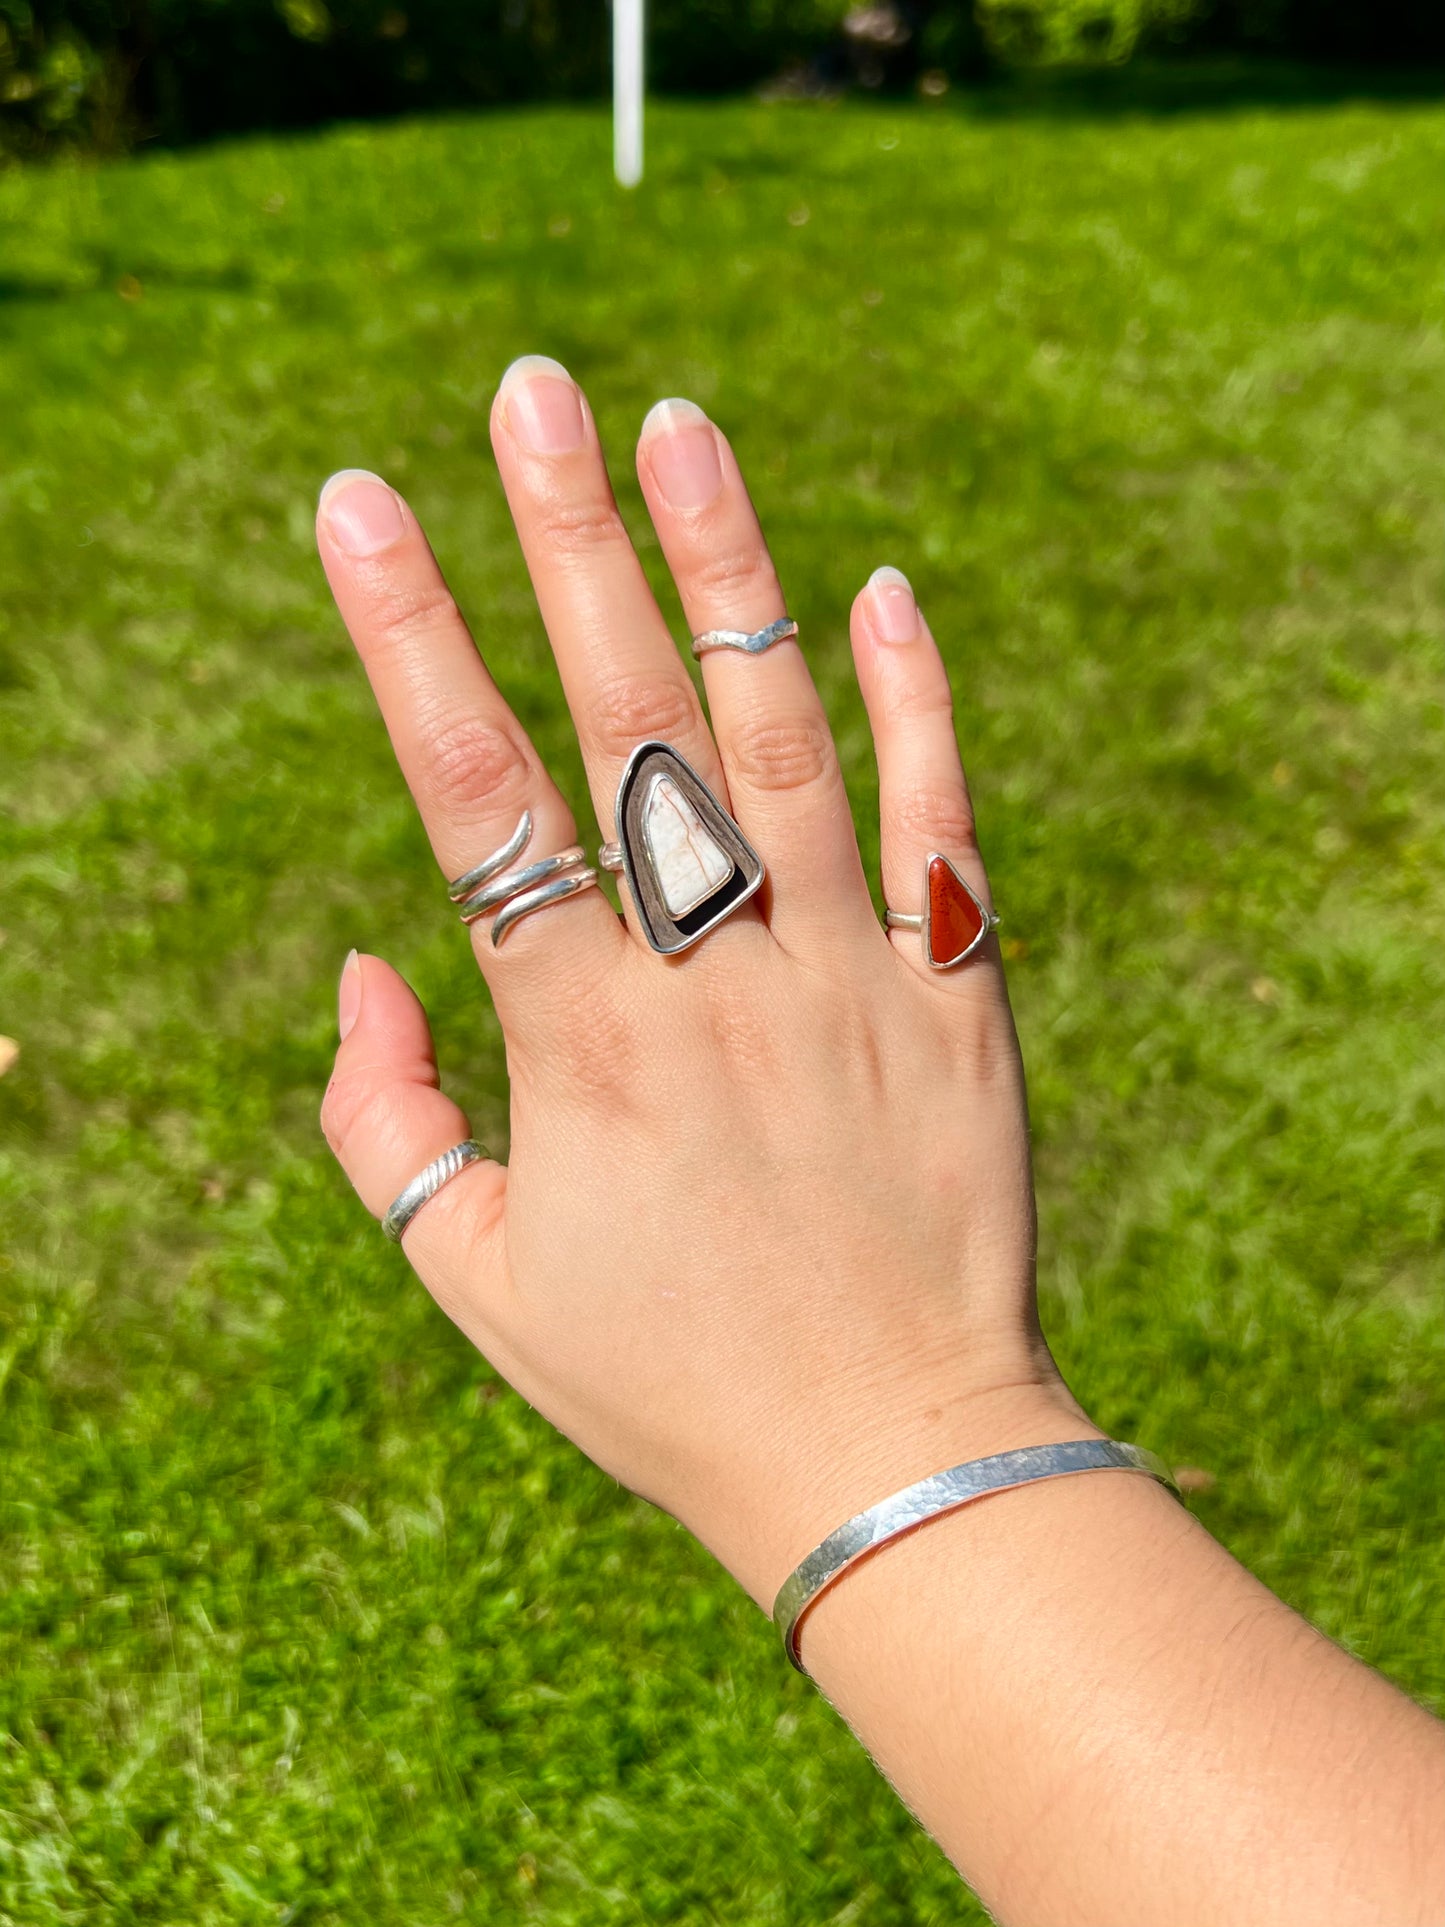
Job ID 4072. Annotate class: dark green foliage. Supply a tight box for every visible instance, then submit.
[1,96,1444,1922]
[1,0,615,153]
[1182,0,1445,62]
[649,0,849,94]
[0,0,854,154]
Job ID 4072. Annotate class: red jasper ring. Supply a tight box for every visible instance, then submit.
[884,853,999,971]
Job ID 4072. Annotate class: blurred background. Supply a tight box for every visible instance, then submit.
[5,0,1445,155]
[2,2,1444,1922]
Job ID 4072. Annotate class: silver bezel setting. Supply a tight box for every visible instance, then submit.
[885,851,999,971]
[611,740,764,955]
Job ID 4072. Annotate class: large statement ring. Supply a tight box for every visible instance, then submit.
[691,617,798,658]
[884,852,999,970]
[448,811,598,948]
[382,1138,487,1242]
[598,741,764,955]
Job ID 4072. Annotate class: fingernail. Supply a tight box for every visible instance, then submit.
[319,470,406,557]
[499,354,586,454]
[338,948,362,1040]
[641,398,724,511]
[870,565,919,644]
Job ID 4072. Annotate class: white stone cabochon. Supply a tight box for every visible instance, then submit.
[640,773,734,915]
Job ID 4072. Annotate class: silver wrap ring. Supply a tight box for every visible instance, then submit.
[382,1138,487,1243]
[690,616,798,658]
[448,811,598,948]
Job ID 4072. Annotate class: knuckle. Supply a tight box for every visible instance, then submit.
[701,987,780,1087]
[522,986,639,1106]
[885,674,956,727]
[944,985,1018,1085]
[589,675,699,763]
[568,1020,639,1105]
[891,781,978,854]
[422,714,533,819]
[319,1064,391,1158]
[728,713,837,796]
[687,539,775,605]
[532,492,629,564]
[366,580,467,655]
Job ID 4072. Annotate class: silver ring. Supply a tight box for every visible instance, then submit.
[602,741,765,955]
[691,617,798,658]
[448,813,598,948]
[382,1138,487,1242]
[456,846,587,919]
[884,852,999,971]
[448,811,533,900]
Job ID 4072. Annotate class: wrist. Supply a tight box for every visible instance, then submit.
[699,1355,1102,1612]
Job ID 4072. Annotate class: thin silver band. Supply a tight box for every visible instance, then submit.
[691,616,799,658]
[447,814,598,948]
[773,1439,1177,1672]
[598,841,623,872]
[382,1138,487,1243]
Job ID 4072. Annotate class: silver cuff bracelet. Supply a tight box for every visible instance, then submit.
[772,1438,1178,1672]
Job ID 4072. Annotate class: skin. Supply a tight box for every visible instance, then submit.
[316,357,1445,1925]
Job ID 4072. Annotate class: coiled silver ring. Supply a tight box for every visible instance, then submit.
[447,811,598,947]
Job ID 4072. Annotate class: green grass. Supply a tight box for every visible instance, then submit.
[3,87,1445,1923]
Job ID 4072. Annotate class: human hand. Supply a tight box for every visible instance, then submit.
[316,359,1094,1608]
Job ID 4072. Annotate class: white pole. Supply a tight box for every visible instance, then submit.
[613,0,644,187]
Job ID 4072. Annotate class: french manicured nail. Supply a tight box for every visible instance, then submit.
[642,398,724,510]
[319,470,406,557]
[870,565,919,644]
[338,949,362,1040]
[499,354,586,454]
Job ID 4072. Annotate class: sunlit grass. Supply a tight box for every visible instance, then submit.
[2,92,1444,1922]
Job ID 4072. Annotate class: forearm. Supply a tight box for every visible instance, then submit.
[798,1411,1445,1927]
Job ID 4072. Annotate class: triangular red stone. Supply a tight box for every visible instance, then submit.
[926,854,988,967]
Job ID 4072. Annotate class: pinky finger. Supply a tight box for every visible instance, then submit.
[850,568,1000,991]
[321,950,511,1345]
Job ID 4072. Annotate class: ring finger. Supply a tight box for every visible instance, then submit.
[636,399,874,955]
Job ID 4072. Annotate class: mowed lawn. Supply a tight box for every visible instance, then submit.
[2,87,1444,1923]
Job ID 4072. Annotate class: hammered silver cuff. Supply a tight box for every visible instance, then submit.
[772,1439,1178,1672]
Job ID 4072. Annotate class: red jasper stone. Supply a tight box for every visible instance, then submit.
[927,855,987,967]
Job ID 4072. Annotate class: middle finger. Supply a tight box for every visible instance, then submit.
[488,357,751,941]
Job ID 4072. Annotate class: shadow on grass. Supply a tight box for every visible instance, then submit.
[0,255,255,305]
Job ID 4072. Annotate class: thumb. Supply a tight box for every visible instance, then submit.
[321,950,508,1334]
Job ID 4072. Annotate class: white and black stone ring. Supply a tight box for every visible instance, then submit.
[598,740,764,956]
